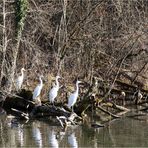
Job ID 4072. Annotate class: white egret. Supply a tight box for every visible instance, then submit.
[120,91,126,106]
[15,68,26,91]
[138,91,143,100]
[67,80,81,112]
[137,90,143,103]
[48,76,60,106]
[32,75,44,105]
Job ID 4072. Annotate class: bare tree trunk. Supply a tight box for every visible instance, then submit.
[8,0,28,92]
[57,0,68,74]
[0,0,7,87]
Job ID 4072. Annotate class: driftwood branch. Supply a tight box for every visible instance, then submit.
[11,108,29,120]
[112,102,130,111]
[97,105,120,118]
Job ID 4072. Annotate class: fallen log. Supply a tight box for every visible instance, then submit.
[56,112,82,128]
[115,80,137,90]
[30,105,71,118]
[2,84,146,127]
[112,102,130,111]
[116,110,129,116]
[91,122,104,128]
[3,89,34,112]
[97,105,120,118]
[115,80,148,93]
[2,90,82,127]
[11,108,29,120]
[75,97,92,115]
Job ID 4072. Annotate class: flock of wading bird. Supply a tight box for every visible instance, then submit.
[15,68,144,111]
[15,68,82,112]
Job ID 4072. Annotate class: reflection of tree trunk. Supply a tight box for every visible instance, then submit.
[108,122,116,147]
[0,121,5,147]
[9,128,17,147]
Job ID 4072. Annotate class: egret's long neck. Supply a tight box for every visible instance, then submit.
[21,69,24,77]
[56,78,59,88]
[76,82,79,94]
[39,77,43,87]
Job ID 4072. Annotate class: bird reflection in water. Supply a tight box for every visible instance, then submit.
[68,132,78,148]
[48,129,59,148]
[32,122,43,148]
[6,116,24,147]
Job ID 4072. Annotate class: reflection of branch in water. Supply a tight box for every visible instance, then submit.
[57,130,66,142]
[127,113,148,121]
[107,122,116,147]
[103,118,121,147]
[82,124,96,138]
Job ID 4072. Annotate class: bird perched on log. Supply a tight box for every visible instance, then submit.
[120,91,126,106]
[48,76,61,106]
[68,80,81,112]
[15,68,26,91]
[138,91,143,100]
[32,75,44,106]
[137,90,143,103]
[134,90,143,105]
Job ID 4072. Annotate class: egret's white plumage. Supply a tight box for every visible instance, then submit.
[68,80,81,111]
[138,91,143,100]
[33,75,43,101]
[49,76,60,104]
[16,68,25,90]
[121,91,125,97]
[120,91,126,106]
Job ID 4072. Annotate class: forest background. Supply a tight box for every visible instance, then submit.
[0,0,147,101]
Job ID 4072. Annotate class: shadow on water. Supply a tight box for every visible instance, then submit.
[0,111,148,147]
